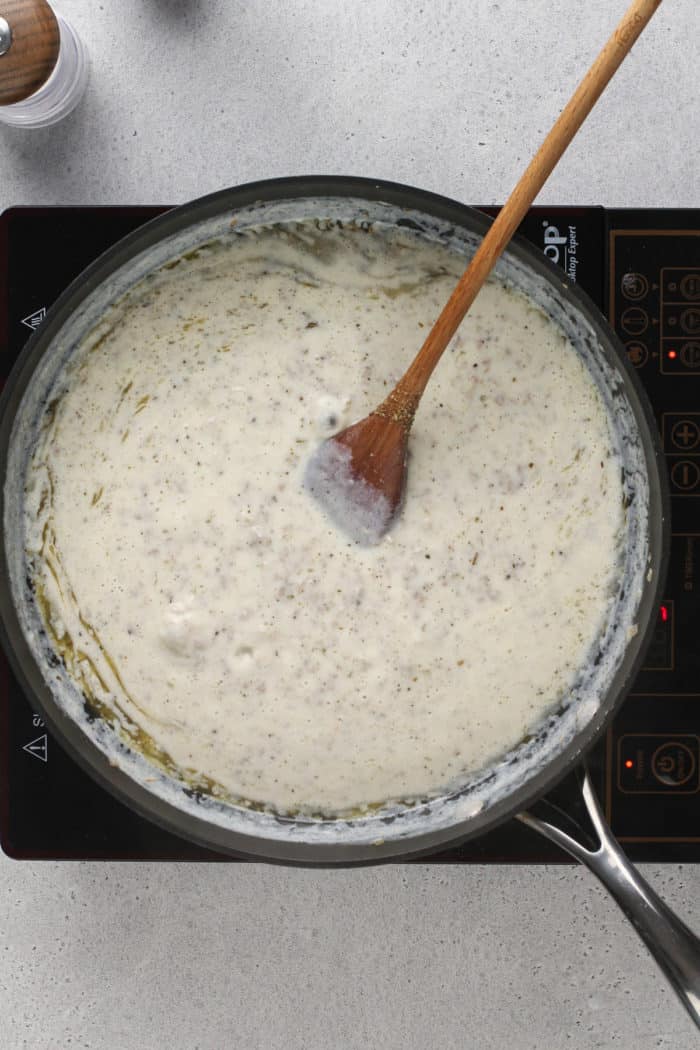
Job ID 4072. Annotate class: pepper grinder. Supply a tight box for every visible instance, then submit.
[0,0,88,127]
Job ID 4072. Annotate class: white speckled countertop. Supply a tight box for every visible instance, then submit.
[1,2,699,1047]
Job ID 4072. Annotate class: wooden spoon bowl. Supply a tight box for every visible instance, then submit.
[306,0,663,544]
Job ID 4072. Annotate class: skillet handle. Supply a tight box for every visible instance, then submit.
[518,769,700,1031]
[0,0,60,106]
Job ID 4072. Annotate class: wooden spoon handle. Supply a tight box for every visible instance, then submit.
[0,0,60,107]
[400,0,663,398]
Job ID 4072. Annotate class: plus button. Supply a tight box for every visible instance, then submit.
[671,419,700,451]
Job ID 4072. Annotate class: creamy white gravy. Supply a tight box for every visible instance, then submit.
[24,222,623,815]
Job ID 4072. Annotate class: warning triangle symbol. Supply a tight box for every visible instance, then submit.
[23,734,48,762]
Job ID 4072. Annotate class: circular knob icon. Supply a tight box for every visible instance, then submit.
[671,419,700,451]
[671,460,700,492]
[621,272,649,301]
[680,308,700,336]
[620,307,649,336]
[680,274,700,302]
[625,341,648,368]
[651,742,696,787]
[681,342,700,369]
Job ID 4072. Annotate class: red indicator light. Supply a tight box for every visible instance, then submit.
[668,350,678,360]
[660,604,669,622]
[624,759,634,769]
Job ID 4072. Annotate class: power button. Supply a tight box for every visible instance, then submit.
[618,734,700,794]
[652,742,696,786]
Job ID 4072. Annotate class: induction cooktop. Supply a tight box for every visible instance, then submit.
[1,204,698,862]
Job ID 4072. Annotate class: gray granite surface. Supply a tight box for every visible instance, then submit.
[1,2,699,1047]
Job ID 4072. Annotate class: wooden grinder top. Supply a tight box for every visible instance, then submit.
[0,0,60,106]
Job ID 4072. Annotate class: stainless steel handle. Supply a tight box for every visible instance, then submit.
[518,770,700,1031]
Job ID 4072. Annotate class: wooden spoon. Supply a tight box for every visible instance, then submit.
[305,0,663,545]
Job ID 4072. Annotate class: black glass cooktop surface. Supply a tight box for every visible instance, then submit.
[1,204,698,861]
